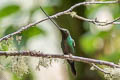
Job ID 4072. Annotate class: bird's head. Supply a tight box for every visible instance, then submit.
[60,28,70,39]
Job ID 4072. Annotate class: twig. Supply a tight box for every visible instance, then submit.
[0,1,119,42]
[91,63,110,74]
[0,51,119,68]
[69,12,120,26]
[0,18,48,42]
[66,0,119,12]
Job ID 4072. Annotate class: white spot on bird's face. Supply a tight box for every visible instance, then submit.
[73,39,75,47]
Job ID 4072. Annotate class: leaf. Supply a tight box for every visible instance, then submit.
[19,26,46,48]
[22,26,45,40]
[0,5,20,19]
[4,26,16,35]
[3,26,45,50]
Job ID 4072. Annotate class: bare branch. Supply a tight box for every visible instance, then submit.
[0,18,48,42]
[66,0,119,12]
[0,1,119,42]
[69,12,120,26]
[0,51,119,68]
[91,63,110,74]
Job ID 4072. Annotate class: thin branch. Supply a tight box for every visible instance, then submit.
[66,0,119,12]
[0,51,119,68]
[69,12,120,26]
[91,63,110,74]
[0,18,48,42]
[0,1,119,42]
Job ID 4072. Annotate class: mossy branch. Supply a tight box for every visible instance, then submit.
[0,51,119,68]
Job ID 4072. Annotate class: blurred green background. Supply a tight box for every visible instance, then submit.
[0,0,120,80]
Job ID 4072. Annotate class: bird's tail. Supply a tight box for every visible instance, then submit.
[67,60,76,76]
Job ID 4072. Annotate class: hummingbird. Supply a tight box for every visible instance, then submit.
[40,7,76,75]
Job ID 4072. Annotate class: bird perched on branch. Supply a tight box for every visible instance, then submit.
[40,6,76,76]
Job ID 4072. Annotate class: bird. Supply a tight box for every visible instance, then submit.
[40,6,76,75]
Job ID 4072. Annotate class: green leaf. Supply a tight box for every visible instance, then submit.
[22,26,45,40]
[3,26,45,50]
[0,5,20,19]
[19,26,46,48]
[4,26,16,35]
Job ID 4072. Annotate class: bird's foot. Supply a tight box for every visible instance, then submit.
[68,53,73,58]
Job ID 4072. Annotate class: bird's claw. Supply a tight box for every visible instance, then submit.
[68,53,73,58]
